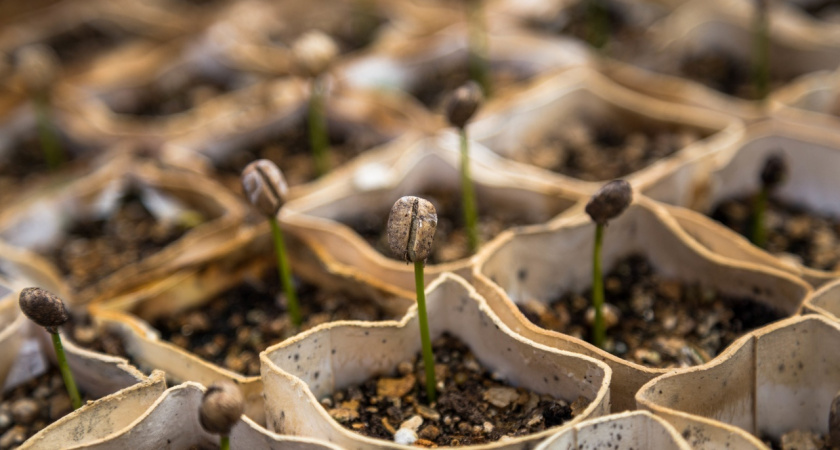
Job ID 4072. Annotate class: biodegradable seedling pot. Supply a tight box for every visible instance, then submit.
[260,273,612,449]
[472,195,811,412]
[469,66,743,196]
[802,277,840,322]
[773,68,840,131]
[534,410,691,450]
[646,118,840,287]
[62,381,342,450]
[281,132,584,301]
[0,288,27,389]
[0,156,246,305]
[637,315,840,449]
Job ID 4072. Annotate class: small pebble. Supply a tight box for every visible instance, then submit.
[394,428,418,445]
[11,399,39,426]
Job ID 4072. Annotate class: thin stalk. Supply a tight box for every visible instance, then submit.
[308,77,329,177]
[749,187,769,247]
[592,223,606,349]
[414,260,436,404]
[587,0,609,51]
[752,1,770,102]
[220,435,230,450]
[270,217,302,326]
[459,128,479,254]
[52,332,81,410]
[467,0,492,97]
[34,93,63,170]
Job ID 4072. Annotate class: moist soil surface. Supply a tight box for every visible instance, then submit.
[0,129,82,198]
[152,268,400,376]
[341,187,551,265]
[322,332,582,446]
[108,74,240,117]
[509,118,703,182]
[0,367,90,449]
[412,60,531,110]
[41,188,197,293]
[711,194,840,271]
[26,20,135,67]
[216,116,388,192]
[518,254,786,368]
[679,50,794,101]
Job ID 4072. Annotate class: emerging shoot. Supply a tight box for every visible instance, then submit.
[292,31,339,177]
[18,287,81,410]
[387,196,438,403]
[585,179,632,349]
[750,153,787,247]
[465,0,492,96]
[586,0,609,50]
[241,159,301,326]
[752,0,770,101]
[444,81,484,255]
[18,44,63,170]
[199,380,244,450]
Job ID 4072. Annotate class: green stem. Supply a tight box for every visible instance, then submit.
[34,93,63,170]
[587,0,609,51]
[52,332,82,410]
[414,260,436,404]
[308,77,329,177]
[592,223,606,349]
[220,435,230,450]
[270,217,302,327]
[752,1,770,102]
[459,128,479,254]
[750,187,769,248]
[467,0,492,97]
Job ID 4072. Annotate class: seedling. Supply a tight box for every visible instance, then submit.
[586,0,609,50]
[292,31,339,177]
[18,45,63,170]
[465,0,492,96]
[18,287,81,410]
[444,81,484,254]
[387,196,438,403]
[584,180,632,349]
[199,380,244,450]
[752,0,770,101]
[241,159,301,326]
[750,153,787,247]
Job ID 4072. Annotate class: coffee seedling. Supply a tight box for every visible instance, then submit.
[241,159,301,326]
[18,44,63,170]
[585,179,632,349]
[387,196,438,403]
[292,31,339,177]
[199,380,244,450]
[750,153,787,247]
[752,0,770,102]
[18,287,81,410]
[465,0,492,96]
[445,81,484,254]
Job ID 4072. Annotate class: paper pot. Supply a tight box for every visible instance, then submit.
[469,66,744,196]
[534,410,691,450]
[281,132,584,301]
[802,277,840,322]
[261,273,612,449]
[637,315,840,449]
[773,68,840,131]
[646,117,840,287]
[471,195,811,412]
[0,155,246,305]
[62,381,341,450]
[0,286,26,389]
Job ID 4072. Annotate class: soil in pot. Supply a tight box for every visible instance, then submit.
[0,367,91,449]
[39,186,205,293]
[12,19,138,68]
[507,117,704,182]
[788,0,840,21]
[0,128,87,197]
[411,59,532,110]
[341,186,552,265]
[321,332,585,446]
[107,73,244,118]
[151,267,401,376]
[215,115,389,190]
[710,194,840,272]
[762,430,833,450]
[678,50,794,101]
[518,254,786,368]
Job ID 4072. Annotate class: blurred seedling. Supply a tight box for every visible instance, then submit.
[750,153,787,247]
[18,45,64,170]
[752,0,770,102]
[465,0,492,96]
[199,380,244,450]
[387,196,438,403]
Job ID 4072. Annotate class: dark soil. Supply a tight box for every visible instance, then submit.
[0,127,83,199]
[322,332,582,446]
[763,429,831,450]
[412,60,531,110]
[509,118,703,182]
[679,50,793,101]
[152,268,400,376]
[215,116,389,190]
[107,74,239,117]
[62,314,131,362]
[518,254,786,368]
[29,20,135,67]
[0,367,90,449]
[41,188,200,293]
[341,187,549,265]
[789,0,840,21]
[711,194,840,271]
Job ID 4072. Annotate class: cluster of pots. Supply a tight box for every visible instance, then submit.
[4,0,840,448]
